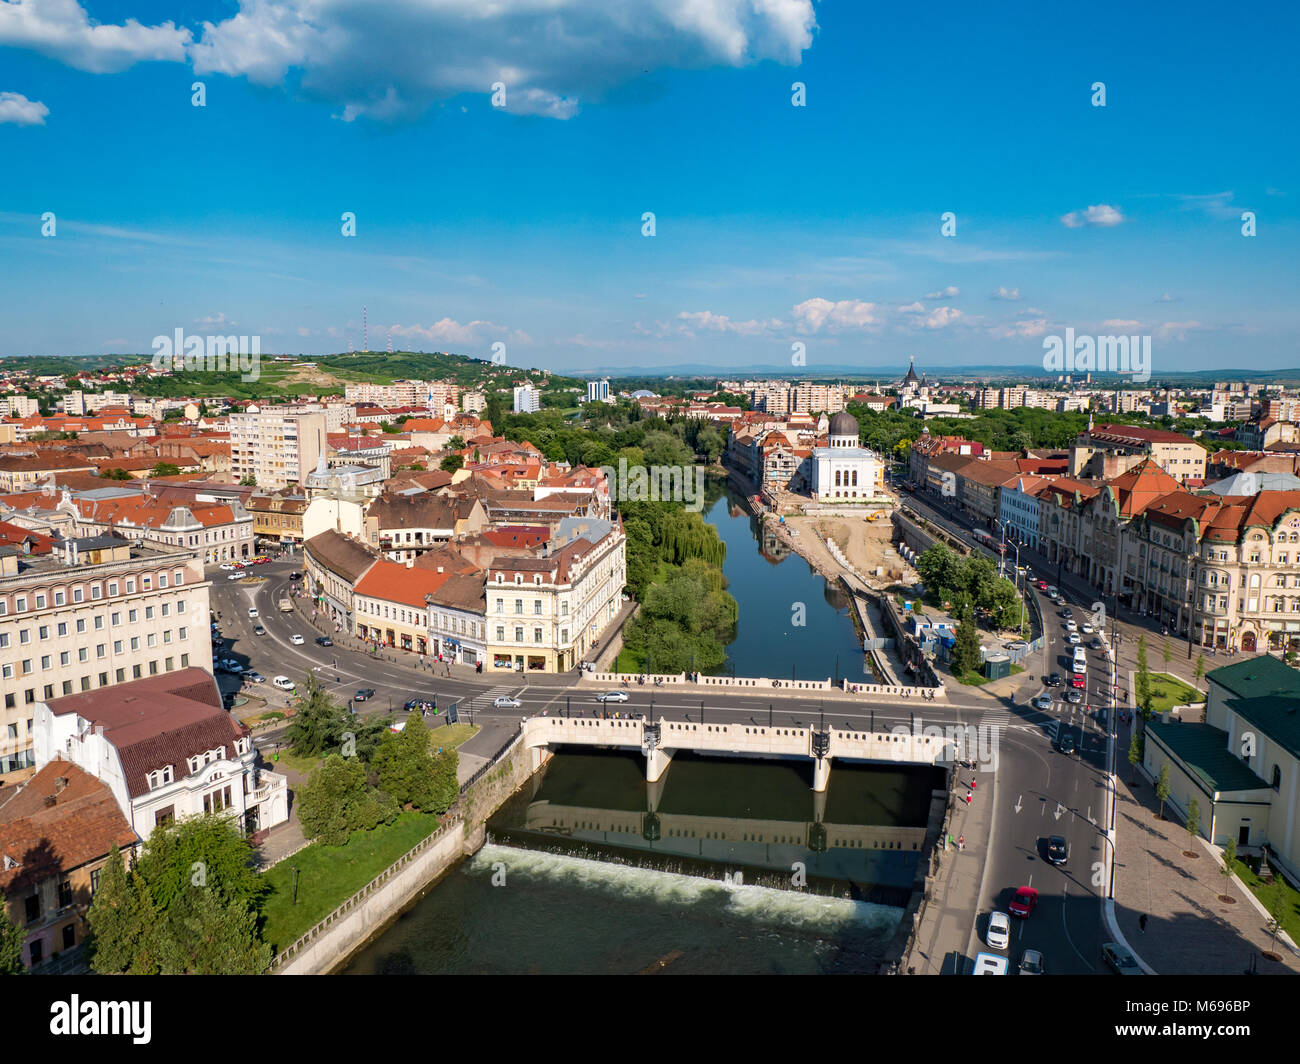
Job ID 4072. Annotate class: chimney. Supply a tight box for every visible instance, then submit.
[55,776,68,794]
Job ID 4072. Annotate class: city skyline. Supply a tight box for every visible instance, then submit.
[0,0,1297,374]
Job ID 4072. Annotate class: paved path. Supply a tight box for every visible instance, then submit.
[1113,752,1300,974]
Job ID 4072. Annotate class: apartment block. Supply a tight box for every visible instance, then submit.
[229,408,327,489]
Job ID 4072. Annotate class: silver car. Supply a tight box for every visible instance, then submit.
[597,690,630,703]
[492,696,522,708]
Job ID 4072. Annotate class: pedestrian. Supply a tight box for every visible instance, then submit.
[970,779,977,791]
[1139,913,1147,933]
[958,834,965,851]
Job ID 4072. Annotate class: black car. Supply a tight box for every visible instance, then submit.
[1058,730,1076,755]
[1045,673,1062,687]
[315,636,333,647]
[1060,607,1073,619]
[354,688,376,702]
[289,572,302,581]
[1047,836,1068,865]
[405,699,437,714]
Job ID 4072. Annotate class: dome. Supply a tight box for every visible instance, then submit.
[828,411,859,438]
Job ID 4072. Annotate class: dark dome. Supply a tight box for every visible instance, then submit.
[829,411,859,437]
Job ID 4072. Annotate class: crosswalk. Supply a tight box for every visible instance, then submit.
[981,710,1011,728]
[479,685,523,704]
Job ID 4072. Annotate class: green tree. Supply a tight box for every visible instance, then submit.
[1136,636,1152,720]
[1221,837,1238,893]
[1194,653,1206,692]
[285,676,349,758]
[1162,637,1172,670]
[154,886,271,975]
[428,747,460,814]
[149,462,182,477]
[447,435,466,450]
[0,904,26,974]
[100,467,132,481]
[1155,763,1170,820]
[86,845,144,974]
[133,814,267,915]
[951,604,982,678]
[440,453,464,474]
[297,754,399,845]
[372,712,438,810]
[1127,732,1143,784]
[1186,798,1201,846]
[240,474,257,487]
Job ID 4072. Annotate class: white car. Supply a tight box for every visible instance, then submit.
[219,563,234,571]
[597,691,630,703]
[248,607,259,618]
[1080,623,1094,635]
[986,911,1011,951]
[273,676,295,691]
[227,573,242,581]
[1065,620,1078,632]
[1067,632,1081,646]
[290,634,305,645]
[492,696,522,708]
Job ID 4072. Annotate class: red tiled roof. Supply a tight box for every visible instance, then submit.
[354,559,451,610]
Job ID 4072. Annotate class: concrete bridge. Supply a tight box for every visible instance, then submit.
[520,714,957,792]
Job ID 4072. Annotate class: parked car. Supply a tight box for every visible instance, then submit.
[219,563,234,571]
[354,688,376,702]
[1008,886,1038,917]
[227,573,242,581]
[1047,835,1068,865]
[273,676,295,691]
[290,634,305,645]
[1019,949,1044,975]
[493,696,522,708]
[1101,942,1143,974]
[1032,694,1053,711]
[986,912,1011,951]
[597,691,630,703]
[315,636,333,647]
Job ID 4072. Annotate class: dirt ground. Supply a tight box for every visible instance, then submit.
[781,513,915,587]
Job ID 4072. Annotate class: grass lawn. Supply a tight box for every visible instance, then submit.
[1231,856,1300,945]
[260,811,444,953]
[1148,672,1206,712]
[269,748,323,777]
[428,722,479,751]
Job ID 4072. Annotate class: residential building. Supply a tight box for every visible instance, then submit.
[228,408,327,489]
[1070,423,1206,483]
[303,529,382,632]
[0,536,211,783]
[513,386,541,414]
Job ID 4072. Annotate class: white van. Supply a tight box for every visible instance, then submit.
[972,952,1009,974]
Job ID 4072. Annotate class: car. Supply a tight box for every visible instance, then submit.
[597,691,630,703]
[1080,623,1094,635]
[1060,607,1072,619]
[227,573,242,581]
[1071,674,1086,689]
[1065,620,1078,632]
[289,571,302,581]
[290,634,305,645]
[253,624,266,636]
[493,696,522,708]
[972,952,1009,975]
[1036,579,1048,591]
[219,563,234,571]
[1008,886,1038,917]
[248,607,258,618]
[1047,835,1068,865]
[1019,949,1045,975]
[253,556,270,564]
[1047,585,1058,596]
[1066,689,1083,705]
[1102,943,1143,975]
[273,676,295,691]
[1058,729,1077,754]
[354,688,376,702]
[315,636,333,647]
[985,912,1011,951]
[1045,673,1062,687]
[1032,694,1053,711]
[1067,632,1081,646]
[404,699,437,714]
[1090,638,1104,650]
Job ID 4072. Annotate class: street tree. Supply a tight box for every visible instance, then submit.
[1221,837,1238,893]
[1127,733,1143,784]
[1186,798,1201,848]
[1155,763,1171,820]
[0,904,25,974]
[1194,653,1207,693]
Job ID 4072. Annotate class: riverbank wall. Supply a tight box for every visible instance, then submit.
[273,729,539,975]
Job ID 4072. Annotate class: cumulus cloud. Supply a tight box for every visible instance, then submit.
[0,90,48,125]
[195,312,234,326]
[1061,203,1124,228]
[992,318,1049,339]
[791,297,878,332]
[675,310,774,336]
[921,306,962,329]
[897,302,925,314]
[184,0,816,121]
[990,286,1020,301]
[924,285,959,300]
[387,318,531,347]
[0,0,190,73]
[1157,320,1204,340]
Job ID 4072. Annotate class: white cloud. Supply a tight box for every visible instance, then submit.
[387,318,531,347]
[791,298,877,332]
[921,306,962,330]
[1101,319,1142,329]
[897,301,925,314]
[195,312,234,326]
[1175,192,1239,220]
[1061,203,1124,228]
[991,318,1049,339]
[1154,292,1178,303]
[924,285,958,299]
[186,0,816,122]
[0,0,190,73]
[0,91,48,125]
[990,286,1020,301]
[1157,320,1204,340]
[676,310,774,336]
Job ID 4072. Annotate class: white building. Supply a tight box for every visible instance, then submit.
[229,407,328,489]
[585,379,611,404]
[513,386,541,414]
[31,668,288,839]
[810,412,884,502]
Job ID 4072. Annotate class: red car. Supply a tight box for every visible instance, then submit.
[1071,674,1086,689]
[1008,886,1038,917]
[1036,580,1048,591]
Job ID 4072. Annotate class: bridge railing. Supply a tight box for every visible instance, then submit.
[580,671,942,699]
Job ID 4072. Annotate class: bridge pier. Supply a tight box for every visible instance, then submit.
[812,756,832,793]
[646,772,667,813]
[645,744,673,783]
[812,786,827,824]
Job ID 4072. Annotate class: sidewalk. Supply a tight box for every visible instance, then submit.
[905,767,996,974]
[1112,748,1300,974]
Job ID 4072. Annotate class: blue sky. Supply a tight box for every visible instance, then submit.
[1,0,1297,376]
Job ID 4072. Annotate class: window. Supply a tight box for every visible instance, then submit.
[515,599,523,614]
[58,880,72,909]
[496,626,505,640]
[14,597,25,612]
[91,584,102,600]
[111,612,121,626]
[94,615,103,630]
[515,627,524,642]
[128,610,138,624]
[154,806,174,828]
[145,606,154,620]
[534,600,542,615]
[34,594,45,609]
[495,598,503,613]
[18,630,29,645]
[76,618,86,633]
[534,628,543,643]
[53,590,65,606]
[125,580,135,594]
[38,626,48,640]
[25,894,40,924]
[90,867,102,896]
